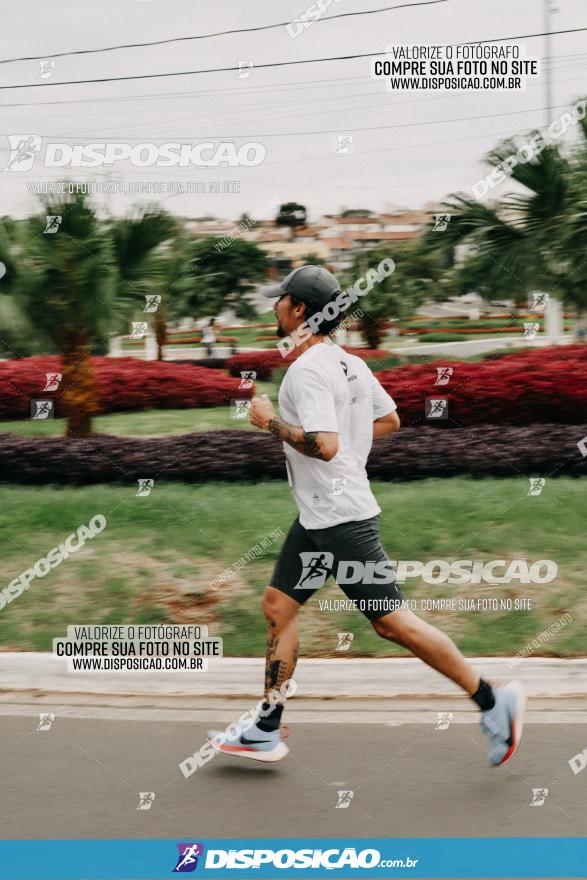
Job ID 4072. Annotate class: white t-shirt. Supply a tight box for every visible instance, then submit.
[277,341,397,529]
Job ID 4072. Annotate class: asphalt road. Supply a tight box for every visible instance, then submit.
[1,715,586,840]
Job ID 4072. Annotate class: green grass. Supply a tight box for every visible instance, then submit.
[121,319,279,352]
[416,331,526,343]
[0,380,279,437]
[122,338,277,351]
[0,478,584,657]
[1,408,256,437]
[402,317,544,330]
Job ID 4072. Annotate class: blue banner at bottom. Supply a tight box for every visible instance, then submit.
[0,838,584,879]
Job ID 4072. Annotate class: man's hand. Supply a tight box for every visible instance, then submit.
[249,394,276,430]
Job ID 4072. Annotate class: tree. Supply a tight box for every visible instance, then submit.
[182,237,268,320]
[0,193,185,433]
[147,231,194,358]
[110,206,177,360]
[299,252,326,267]
[424,102,587,319]
[16,191,115,436]
[238,212,259,230]
[0,219,49,357]
[346,243,446,347]
[275,202,307,239]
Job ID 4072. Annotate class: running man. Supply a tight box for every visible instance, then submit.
[207,265,525,766]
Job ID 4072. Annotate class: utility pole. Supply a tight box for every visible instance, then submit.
[543,0,557,126]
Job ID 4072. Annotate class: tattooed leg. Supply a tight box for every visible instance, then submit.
[264,617,299,701]
[262,588,301,708]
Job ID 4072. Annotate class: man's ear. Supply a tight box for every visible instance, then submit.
[296,302,308,321]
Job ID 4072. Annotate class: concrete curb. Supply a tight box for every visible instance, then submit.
[1,654,585,699]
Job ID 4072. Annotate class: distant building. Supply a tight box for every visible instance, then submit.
[182,208,433,283]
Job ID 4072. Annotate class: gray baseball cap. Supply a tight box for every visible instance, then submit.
[262,265,341,310]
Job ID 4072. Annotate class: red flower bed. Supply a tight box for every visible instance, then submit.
[375,344,587,426]
[226,347,390,379]
[0,356,252,420]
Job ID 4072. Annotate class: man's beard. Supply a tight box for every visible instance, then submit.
[276,320,286,338]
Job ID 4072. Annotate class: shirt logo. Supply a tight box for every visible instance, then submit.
[339,360,356,382]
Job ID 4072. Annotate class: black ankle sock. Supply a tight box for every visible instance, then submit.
[257,702,284,732]
[471,678,496,711]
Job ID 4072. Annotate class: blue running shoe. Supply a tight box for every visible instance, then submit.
[207,721,289,763]
[480,680,526,767]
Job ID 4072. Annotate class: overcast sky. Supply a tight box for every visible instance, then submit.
[1,0,586,220]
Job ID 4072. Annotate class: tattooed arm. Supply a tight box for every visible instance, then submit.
[268,417,338,461]
[249,394,339,461]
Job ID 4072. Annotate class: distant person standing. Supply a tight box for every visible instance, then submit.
[202,318,216,356]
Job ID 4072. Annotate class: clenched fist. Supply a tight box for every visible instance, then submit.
[249,394,276,430]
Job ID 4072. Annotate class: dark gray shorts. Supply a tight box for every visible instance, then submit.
[270,515,404,620]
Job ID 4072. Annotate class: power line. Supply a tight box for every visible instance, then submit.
[543,0,555,125]
[0,51,413,90]
[8,101,579,144]
[1,50,584,110]
[0,0,452,64]
[1,26,587,91]
[0,75,374,110]
[2,111,580,166]
[5,67,586,132]
[261,126,543,166]
[12,68,587,141]
[0,83,382,122]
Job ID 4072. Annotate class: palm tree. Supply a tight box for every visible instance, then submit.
[109,206,177,360]
[0,219,49,357]
[1,194,180,434]
[424,103,587,319]
[15,191,114,436]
